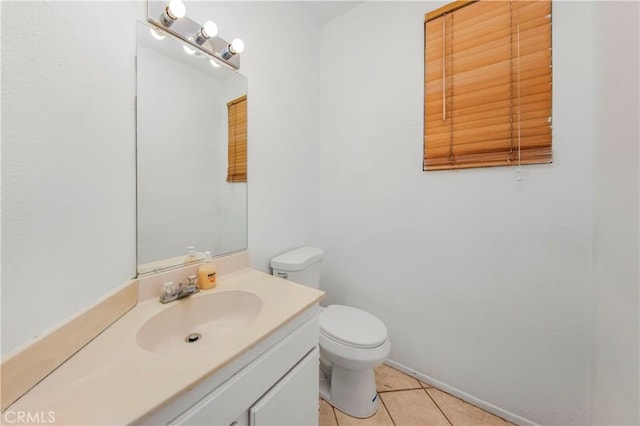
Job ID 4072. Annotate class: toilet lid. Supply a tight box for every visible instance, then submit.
[319,305,387,349]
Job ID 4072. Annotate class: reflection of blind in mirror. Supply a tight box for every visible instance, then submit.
[227,95,247,183]
[135,22,248,273]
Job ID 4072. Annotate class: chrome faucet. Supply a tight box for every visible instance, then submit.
[159,276,199,304]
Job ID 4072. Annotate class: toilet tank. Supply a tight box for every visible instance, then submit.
[270,247,324,289]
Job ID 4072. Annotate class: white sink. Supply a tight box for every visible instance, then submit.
[136,289,263,353]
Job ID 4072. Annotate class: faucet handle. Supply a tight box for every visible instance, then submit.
[162,282,175,296]
[187,275,198,289]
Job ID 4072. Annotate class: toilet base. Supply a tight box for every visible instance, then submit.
[319,363,379,418]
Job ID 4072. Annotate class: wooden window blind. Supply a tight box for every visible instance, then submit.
[424,0,552,171]
[227,95,247,182]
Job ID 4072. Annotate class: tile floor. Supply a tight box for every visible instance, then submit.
[319,364,514,426]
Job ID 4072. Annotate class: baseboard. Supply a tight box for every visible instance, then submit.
[384,359,538,426]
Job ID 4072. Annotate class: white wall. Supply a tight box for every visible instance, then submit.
[318,2,595,424]
[1,2,143,355]
[590,2,640,424]
[1,2,321,355]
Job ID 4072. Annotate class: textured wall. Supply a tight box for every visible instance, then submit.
[1,1,143,355]
[590,2,640,424]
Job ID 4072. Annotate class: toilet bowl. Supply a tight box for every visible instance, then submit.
[270,247,391,418]
[318,305,391,417]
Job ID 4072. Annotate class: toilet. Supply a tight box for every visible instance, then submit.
[271,247,391,419]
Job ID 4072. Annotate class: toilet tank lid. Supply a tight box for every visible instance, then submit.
[270,246,324,271]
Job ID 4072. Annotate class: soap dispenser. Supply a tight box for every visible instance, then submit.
[183,246,200,265]
[198,251,217,290]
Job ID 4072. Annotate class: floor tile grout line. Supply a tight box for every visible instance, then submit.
[378,392,397,426]
[378,385,424,393]
[331,405,340,426]
[423,387,454,426]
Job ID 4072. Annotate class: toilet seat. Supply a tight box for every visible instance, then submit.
[320,305,387,349]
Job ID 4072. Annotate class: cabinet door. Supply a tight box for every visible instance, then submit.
[249,347,319,426]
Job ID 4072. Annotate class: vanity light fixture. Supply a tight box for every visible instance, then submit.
[194,21,218,45]
[159,0,186,27]
[149,28,166,40]
[220,39,245,60]
[210,58,222,68]
[147,0,243,69]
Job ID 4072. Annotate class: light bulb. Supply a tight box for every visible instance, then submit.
[168,0,186,19]
[202,21,218,38]
[149,28,166,40]
[183,45,196,55]
[210,59,222,68]
[160,0,186,26]
[194,20,218,45]
[220,38,245,60]
[230,38,245,54]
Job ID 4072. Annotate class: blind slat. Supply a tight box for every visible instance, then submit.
[431,82,550,112]
[426,144,552,164]
[450,1,512,28]
[427,118,551,152]
[426,97,550,122]
[425,92,550,118]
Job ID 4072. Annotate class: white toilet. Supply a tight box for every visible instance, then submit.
[271,247,391,419]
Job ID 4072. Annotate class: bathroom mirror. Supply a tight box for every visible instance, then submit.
[136,22,247,275]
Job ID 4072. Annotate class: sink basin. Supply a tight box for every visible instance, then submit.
[136,290,263,353]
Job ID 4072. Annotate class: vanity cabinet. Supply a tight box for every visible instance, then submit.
[137,306,320,426]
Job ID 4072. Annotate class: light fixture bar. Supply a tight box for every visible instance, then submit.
[147,0,242,69]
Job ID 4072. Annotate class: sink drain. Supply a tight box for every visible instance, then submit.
[185,333,202,343]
